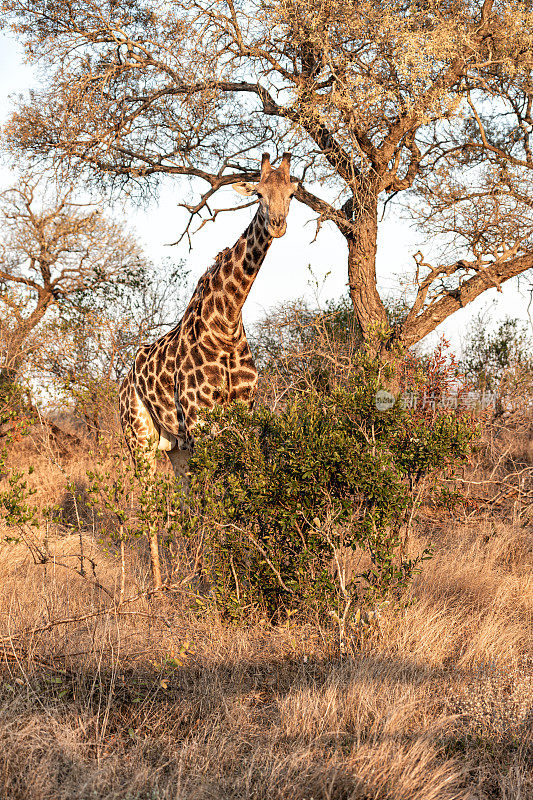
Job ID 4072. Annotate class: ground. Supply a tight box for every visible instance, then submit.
[0,415,531,800]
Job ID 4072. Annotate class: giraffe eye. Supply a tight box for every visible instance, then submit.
[255,189,263,198]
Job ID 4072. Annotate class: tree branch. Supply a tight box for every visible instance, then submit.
[401,252,532,347]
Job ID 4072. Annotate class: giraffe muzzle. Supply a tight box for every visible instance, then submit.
[269,220,287,238]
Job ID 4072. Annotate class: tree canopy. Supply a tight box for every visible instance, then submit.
[0,175,147,382]
[3,0,533,352]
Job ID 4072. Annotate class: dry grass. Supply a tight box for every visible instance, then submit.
[0,418,531,800]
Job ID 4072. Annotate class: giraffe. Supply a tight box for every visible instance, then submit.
[119,152,298,481]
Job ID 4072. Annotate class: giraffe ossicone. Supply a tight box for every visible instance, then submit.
[119,151,299,476]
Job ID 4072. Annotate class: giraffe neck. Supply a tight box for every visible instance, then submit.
[209,207,273,326]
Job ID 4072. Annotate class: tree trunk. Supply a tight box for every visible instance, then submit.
[345,189,389,350]
[1,292,54,383]
[343,188,404,394]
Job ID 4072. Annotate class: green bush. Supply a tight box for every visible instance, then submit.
[183,362,477,623]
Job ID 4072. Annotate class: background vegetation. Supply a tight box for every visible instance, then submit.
[0,299,530,800]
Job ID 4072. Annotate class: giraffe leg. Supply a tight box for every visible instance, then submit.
[166,446,191,483]
[119,374,163,588]
[119,375,160,472]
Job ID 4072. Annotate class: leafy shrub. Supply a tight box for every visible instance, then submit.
[182,357,477,624]
[87,449,193,591]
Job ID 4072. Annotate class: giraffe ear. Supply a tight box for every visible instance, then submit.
[233,181,258,197]
[279,152,291,178]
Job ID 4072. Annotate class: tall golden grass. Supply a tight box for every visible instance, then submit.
[0,410,530,800]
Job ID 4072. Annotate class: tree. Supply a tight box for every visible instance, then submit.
[3,0,533,355]
[249,295,361,402]
[42,260,191,437]
[461,312,533,391]
[0,175,147,392]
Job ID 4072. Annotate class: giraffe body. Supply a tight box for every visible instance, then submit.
[119,153,298,473]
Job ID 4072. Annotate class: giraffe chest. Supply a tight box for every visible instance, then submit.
[178,335,231,396]
[177,320,255,405]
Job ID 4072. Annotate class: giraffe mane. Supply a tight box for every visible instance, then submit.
[213,247,232,268]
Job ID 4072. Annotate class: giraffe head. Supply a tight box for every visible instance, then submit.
[234,153,299,238]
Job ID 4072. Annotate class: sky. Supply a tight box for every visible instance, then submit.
[1,32,532,355]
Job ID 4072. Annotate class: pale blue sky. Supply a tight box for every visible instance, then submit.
[1,32,531,353]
